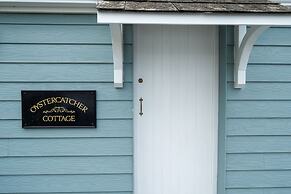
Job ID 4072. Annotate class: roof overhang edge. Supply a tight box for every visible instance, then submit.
[97,10,291,25]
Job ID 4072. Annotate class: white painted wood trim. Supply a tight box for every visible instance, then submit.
[110,24,124,88]
[0,0,97,13]
[235,25,247,47]
[234,25,270,88]
[97,11,291,25]
[234,25,246,88]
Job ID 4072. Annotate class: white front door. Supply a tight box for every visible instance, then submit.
[134,25,218,194]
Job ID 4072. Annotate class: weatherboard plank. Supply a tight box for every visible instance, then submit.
[227,46,291,64]
[0,44,133,63]
[0,83,133,101]
[227,118,291,136]
[0,174,132,193]
[226,188,291,194]
[227,101,291,118]
[0,138,132,156]
[0,120,132,138]
[227,136,291,153]
[0,24,132,44]
[227,83,291,100]
[0,63,133,82]
[227,64,291,82]
[227,27,291,46]
[0,24,112,44]
[0,156,132,175]
[227,170,291,188]
[227,153,291,170]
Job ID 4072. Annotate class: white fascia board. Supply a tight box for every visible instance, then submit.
[97,11,291,25]
[0,0,97,13]
[2,0,93,2]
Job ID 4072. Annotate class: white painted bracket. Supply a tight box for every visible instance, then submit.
[234,25,270,88]
[110,24,123,88]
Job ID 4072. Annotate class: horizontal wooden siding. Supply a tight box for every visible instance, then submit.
[0,14,133,193]
[225,26,291,194]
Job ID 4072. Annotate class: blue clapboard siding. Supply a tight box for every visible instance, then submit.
[0,138,132,156]
[0,83,132,100]
[0,63,133,82]
[227,153,291,170]
[227,27,291,46]
[0,120,132,138]
[227,136,291,153]
[0,24,133,44]
[227,83,291,100]
[227,47,291,65]
[227,119,291,135]
[227,170,291,188]
[225,26,291,193]
[0,174,132,193]
[0,156,133,175]
[0,45,132,63]
[226,188,291,194]
[0,14,133,194]
[227,64,291,81]
[0,24,112,44]
[227,101,291,118]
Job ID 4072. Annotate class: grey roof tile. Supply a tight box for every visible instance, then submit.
[97,0,291,13]
[174,3,228,12]
[147,0,274,3]
[174,2,290,12]
[97,1,125,10]
[125,1,178,11]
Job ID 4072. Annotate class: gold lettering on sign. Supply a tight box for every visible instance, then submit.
[30,97,89,113]
[42,115,76,122]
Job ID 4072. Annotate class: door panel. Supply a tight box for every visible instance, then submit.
[134,25,218,194]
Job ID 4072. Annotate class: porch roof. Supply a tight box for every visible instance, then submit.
[96,1,291,89]
[97,0,291,13]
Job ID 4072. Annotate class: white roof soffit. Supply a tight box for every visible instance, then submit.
[97,11,291,25]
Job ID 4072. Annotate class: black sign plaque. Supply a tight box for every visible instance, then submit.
[22,91,96,128]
